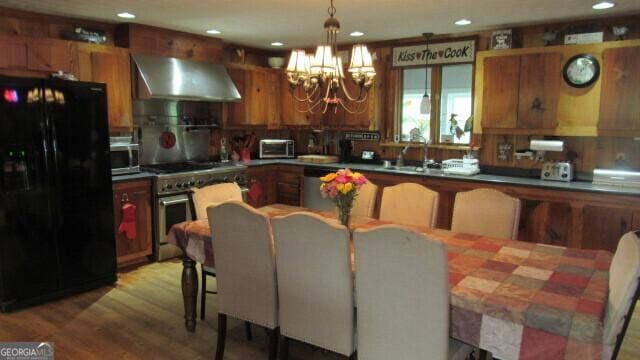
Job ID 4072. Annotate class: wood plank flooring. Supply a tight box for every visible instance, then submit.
[0,260,637,359]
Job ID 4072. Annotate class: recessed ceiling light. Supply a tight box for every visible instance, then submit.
[592,1,615,10]
[350,31,365,37]
[454,19,472,26]
[117,12,136,19]
[270,41,284,47]
[206,29,221,35]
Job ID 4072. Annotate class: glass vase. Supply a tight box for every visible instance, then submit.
[338,205,351,227]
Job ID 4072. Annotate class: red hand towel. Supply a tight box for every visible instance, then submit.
[248,182,263,202]
[118,203,137,240]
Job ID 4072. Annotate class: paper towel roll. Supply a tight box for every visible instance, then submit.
[530,140,563,152]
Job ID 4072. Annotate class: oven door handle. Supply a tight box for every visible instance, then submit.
[160,198,190,207]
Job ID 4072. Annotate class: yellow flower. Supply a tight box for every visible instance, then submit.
[320,183,326,191]
[320,173,337,182]
[336,183,344,192]
[341,182,354,194]
[352,172,363,179]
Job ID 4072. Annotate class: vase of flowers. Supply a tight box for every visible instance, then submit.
[319,169,368,227]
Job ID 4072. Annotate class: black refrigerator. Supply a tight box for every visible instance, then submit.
[0,76,117,311]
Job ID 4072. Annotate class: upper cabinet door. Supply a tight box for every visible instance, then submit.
[226,67,248,126]
[341,70,374,129]
[517,53,561,129]
[598,46,640,133]
[481,55,520,129]
[26,38,76,73]
[90,50,133,132]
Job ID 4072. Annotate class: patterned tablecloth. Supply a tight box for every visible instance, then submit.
[168,204,612,360]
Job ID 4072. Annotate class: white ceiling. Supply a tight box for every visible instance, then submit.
[1,0,639,49]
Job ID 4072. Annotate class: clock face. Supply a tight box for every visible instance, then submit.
[563,54,600,88]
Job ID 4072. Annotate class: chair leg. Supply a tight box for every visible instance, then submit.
[267,327,279,360]
[215,313,227,360]
[245,321,253,341]
[200,265,207,320]
[478,349,489,360]
[279,335,289,360]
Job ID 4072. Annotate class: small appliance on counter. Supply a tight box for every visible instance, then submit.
[338,139,353,162]
[110,136,140,175]
[541,161,573,182]
[259,139,295,159]
[592,168,640,188]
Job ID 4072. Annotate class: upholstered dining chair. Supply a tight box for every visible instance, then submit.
[450,188,521,240]
[190,182,244,321]
[208,201,279,360]
[351,181,378,218]
[353,226,474,360]
[379,182,439,227]
[603,230,640,360]
[271,212,356,360]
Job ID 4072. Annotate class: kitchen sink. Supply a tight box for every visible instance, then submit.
[379,165,446,176]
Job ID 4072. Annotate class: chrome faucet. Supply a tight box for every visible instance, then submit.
[396,128,433,170]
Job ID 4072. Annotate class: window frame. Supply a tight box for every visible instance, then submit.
[396,62,475,146]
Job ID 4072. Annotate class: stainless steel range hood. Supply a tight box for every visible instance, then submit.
[132,53,241,102]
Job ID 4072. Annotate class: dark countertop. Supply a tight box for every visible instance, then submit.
[112,172,156,183]
[246,159,640,196]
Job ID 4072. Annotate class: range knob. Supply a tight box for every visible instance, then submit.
[223,176,229,182]
[166,184,173,189]
[189,181,196,186]
[234,175,241,182]
[544,172,551,177]
[196,180,203,185]
[176,183,183,189]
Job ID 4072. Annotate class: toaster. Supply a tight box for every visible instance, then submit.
[541,161,573,182]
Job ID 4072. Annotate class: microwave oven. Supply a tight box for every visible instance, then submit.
[110,143,140,175]
[259,139,295,159]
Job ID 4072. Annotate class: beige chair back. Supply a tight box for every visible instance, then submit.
[351,181,378,218]
[271,212,355,356]
[208,201,278,329]
[354,225,449,360]
[603,231,640,359]
[451,188,521,240]
[379,183,439,227]
[192,182,243,219]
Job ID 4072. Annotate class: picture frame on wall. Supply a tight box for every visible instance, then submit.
[490,29,513,50]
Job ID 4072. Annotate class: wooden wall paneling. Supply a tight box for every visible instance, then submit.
[598,46,640,135]
[517,52,561,130]
[481,55,520,129]
[633,211,640,231]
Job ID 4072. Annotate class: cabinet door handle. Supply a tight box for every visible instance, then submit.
[531,97,545,111]
[121,193,129,203]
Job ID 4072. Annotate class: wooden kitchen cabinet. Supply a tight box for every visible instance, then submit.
[112,179,153,268]
[245,166,277,208]
[0,36,28,70]
[276,165,303,206]
[481,55,520,129]
[76,44,133,132]
[481,52,560,132]
[598,46,640,136]
[226,65,280,127]
[581,205,634,251]
[280,74,321,127]
[26,38,76,73]
[517,53,561,129]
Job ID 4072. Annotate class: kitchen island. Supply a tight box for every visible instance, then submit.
[244,159,640,252]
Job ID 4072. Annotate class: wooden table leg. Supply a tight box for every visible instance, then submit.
[181,258,198,332]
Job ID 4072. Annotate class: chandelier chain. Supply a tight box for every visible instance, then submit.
[328,0,336,16]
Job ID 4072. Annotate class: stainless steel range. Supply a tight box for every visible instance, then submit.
[143,162,247,261]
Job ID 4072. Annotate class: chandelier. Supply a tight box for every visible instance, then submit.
[285,0,376,114]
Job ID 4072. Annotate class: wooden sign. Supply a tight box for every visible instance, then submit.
[392,39,475,67]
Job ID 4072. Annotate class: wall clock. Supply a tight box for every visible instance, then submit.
[563,54,600,88]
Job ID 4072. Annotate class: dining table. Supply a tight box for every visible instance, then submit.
[167,204,612,360]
